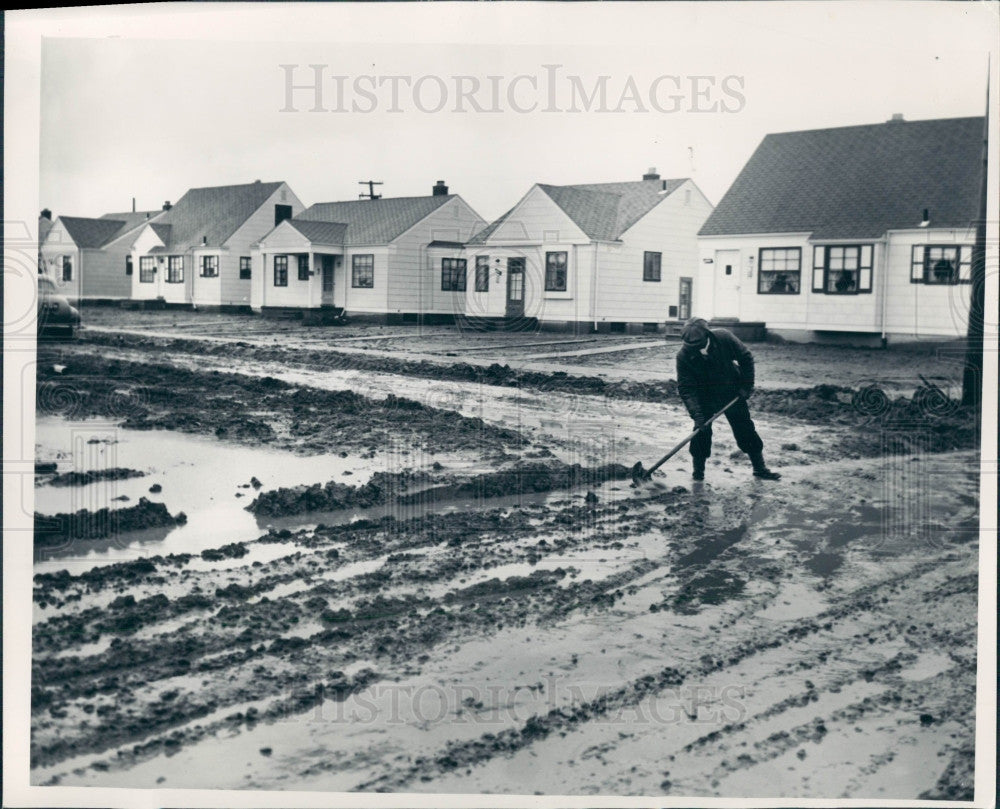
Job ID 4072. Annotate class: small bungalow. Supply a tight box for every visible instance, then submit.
[39,210,162,302]
[463,170,714,332]
[697,115,986,344]
[252,181,485,321]
[130,181,304,309]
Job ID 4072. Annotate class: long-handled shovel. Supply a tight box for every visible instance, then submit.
[630,395,742,485]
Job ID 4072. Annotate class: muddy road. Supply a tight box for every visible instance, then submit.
[30,327,981,799]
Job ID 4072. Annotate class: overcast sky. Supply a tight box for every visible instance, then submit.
[37,3,995,224]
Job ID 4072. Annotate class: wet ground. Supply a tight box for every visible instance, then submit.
[28,315,982,799]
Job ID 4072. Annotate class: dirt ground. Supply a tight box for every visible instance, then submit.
[30,312,982,799]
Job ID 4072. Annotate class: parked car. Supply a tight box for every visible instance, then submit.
[37,274,81,339]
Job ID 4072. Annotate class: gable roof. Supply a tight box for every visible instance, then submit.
[58,216,130,249]
[285,219,349,246]
[699,116,985,239]
[468,179,687,244]
[101,210,162,232]
[296,195,455,245]
[144,181,284,252]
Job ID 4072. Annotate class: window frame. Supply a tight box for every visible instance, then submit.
[643,251,662,282]
[811,244,873,295]
[475,256,490,293]
[544,251,568,292]
[441,258,468,292]
[273,255,288,287]
[166,256,184,284]
[756,247,802,295]
[61,255,73,282]
[139,256,156,283]
[911,245,972,286]
[352,254,374,289]
[297,254,310,282]
[125,255,133,276]
[239,256,252,280]
[199,254,219,278]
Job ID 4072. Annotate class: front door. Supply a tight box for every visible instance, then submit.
[713,250,741,319]
[678,277,692,321]
[321,255,335,306]
[506,258,525,318]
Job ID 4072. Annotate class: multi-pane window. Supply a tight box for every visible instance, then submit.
[297,254,310,281]
[475,256,490,292]
[139,257,156,283]
[166,256,184,283]
[441,258,467,292]
[643,251,662,282]
[910,245,972,285]
[812,245,873,294]
[199,255,219,277]
[352,254,374,288]
[757,248,801,294]
[239,256,252,280]
[274,255,288,286]
[545,251,568,292]
[61,255,73,282]
[125,255,133,276]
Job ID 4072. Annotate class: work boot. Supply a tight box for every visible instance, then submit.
[750,452,781,480]
[692,457,706,481]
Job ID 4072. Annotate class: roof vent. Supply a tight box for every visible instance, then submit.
[642,167,660,181]
[888,113,905,123]
[163,200,172,211]
[433,180,449,196]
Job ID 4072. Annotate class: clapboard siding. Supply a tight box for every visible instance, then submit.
[80,248,131,299]
[593,181,712,322]
[223,183,304,306]
[385,197,486,314]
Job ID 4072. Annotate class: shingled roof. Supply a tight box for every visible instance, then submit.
[468,179,687,244]
[147,181,284,251]
[101,210,162,233]
[58,216,130,249]
[286,220,349,246]
[699,116,985,239]
[296,195,454,245]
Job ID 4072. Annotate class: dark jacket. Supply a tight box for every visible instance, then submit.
[676,328,755,422]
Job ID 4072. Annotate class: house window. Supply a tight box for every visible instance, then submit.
[61,255,73,282]
[910,245,972,285]
[643,251,662,282]
[166,256,184,283]
[475,256,490,292]
[441,258,467,292]
[274,204,293,227]
[757,247,801,294]
[199,255,219,278]
[298,254,310,281]
[125,255,133,276]
[812,245,873,294]
[139,257,156,283]
[545,251,568,292]
[239,256,252,280]
[274,255,288,287]
[352,254,374,288]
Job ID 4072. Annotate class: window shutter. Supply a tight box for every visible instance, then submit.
[811,246,824,292]
[910,246,924,283]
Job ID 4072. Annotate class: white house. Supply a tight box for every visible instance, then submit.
[697,115,986,344]
[40,210,162,303]
[463,170,713,332]
[130,181,305,309]
[252,181,485,322]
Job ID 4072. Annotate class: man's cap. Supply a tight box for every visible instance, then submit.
[681,317,710,348]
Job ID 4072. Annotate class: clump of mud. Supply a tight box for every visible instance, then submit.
[247,461,633,517]
[34,498,187,547]
[42,468,146,487]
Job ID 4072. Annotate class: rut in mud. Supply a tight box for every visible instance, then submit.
[29,331,981,798]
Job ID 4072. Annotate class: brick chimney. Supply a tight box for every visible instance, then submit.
[163,200,172,211]
[433,180,449,196]
[887,113,905,123]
